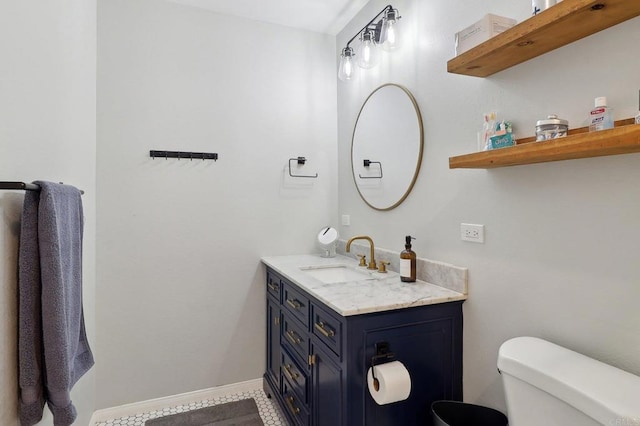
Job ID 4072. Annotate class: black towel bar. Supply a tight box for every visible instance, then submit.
[0,181,85,194]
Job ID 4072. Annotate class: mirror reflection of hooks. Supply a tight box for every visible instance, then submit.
[359,159,383,179]
[288,157,318,178]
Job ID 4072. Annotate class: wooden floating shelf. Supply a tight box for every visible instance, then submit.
[447,0,640,77]
[449,120,640,169]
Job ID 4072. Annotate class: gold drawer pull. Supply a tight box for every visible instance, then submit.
[286,298,303,310]
[314,321,335,338]
[286,396,301,415]
[286,330,302,345]
[283,364,299,383]
[267,282,279,292]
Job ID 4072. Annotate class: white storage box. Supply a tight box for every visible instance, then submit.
[455,14,517,56]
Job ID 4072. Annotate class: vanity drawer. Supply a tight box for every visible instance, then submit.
[282,312,310,364]
[283,282,309,327]
[312,303,342,359]
[281,348,309,404]
[283,382,310,426]
[266,270,281,301]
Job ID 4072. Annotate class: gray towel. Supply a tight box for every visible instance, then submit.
[18,181,94,426]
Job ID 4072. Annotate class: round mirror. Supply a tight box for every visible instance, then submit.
[351,84,423,210]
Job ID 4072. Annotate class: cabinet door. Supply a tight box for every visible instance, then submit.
[363,317,459,425]
[266,297,281,391]
[311,343,343,426]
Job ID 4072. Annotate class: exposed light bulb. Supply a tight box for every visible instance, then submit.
[380,8,401,51]
[338,47,356,81]
[356,31,380,69]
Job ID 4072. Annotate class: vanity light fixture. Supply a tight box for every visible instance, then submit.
[338,5,401,82]
[356,31,380,69]
[338,47,356,81]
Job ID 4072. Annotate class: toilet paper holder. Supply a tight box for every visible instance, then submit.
[370,342,395,391]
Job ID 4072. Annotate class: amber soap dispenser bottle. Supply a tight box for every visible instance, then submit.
[400,236,416,282]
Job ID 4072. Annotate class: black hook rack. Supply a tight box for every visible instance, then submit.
[359,159,383,179]
[288,157,318,178]
[150,150,218,161]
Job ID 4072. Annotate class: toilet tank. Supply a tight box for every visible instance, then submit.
[498,337,640,426]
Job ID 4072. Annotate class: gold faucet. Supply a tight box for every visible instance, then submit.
[346,235,377,270]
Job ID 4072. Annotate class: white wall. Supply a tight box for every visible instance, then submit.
[338,0,640,412]
[96,0,337,408]
[0,1,97,425]
[5,0,634,418]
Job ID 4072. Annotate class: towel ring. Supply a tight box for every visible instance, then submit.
[288,157,318,178]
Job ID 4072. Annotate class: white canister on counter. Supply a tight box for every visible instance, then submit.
[532,0,556,15]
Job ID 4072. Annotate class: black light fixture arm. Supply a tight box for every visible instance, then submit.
[344,4,394,48]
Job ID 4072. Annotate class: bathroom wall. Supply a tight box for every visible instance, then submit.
[96,0,337,408]
[337,0,640,411]
[0,1,97,425]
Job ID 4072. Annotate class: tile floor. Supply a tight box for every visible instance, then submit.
[94,388,286,426]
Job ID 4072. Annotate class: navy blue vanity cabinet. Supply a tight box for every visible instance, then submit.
[264,267,463,426]
[349,302,463,425]
[265,270,282,393]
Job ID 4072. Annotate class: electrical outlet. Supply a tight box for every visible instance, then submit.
[341,215,351,226]
[461,223,484,243]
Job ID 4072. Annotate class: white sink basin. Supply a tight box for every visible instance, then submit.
[299,264,374,284]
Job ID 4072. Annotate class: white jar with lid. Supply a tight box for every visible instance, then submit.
[536,114,568,141]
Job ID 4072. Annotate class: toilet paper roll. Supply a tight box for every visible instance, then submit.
[367,361,411,405]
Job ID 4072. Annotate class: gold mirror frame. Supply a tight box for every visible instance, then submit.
[351,83,424,211]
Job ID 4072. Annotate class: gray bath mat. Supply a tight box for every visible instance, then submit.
[144,398,264,426]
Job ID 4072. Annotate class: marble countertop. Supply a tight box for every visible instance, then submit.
[262,254,466,317]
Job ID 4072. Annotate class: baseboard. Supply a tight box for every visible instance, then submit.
[89,378,263,425]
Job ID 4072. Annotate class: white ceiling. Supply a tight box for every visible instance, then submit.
[165,0,372,35]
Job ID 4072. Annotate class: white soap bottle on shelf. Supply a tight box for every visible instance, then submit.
[589,97,614,132]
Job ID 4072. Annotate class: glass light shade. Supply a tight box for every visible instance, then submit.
[356,31,380,69]
[338,47,356,81]
[379,8,400,51]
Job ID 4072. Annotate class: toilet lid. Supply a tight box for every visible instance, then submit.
[498,337,640,424]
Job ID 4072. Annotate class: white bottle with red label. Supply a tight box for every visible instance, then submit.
[589,97,614,132]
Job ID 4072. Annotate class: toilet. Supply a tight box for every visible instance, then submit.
[498,336,640,425]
